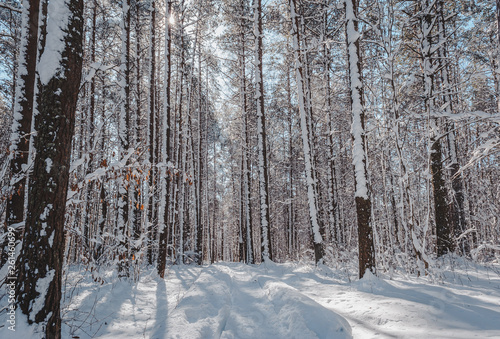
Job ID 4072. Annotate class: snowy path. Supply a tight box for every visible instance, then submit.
[28,261,500,338]
[161,264,350,338]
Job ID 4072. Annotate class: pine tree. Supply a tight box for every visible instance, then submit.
[118,0,132,277]
[1,0,40,269]
[289,0,323,264]
[157,0,172,278]
[345,0,376,278]
[253,0,272,262]
[16,0,84,336]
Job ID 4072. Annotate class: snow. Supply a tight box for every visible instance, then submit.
[345,0,369,199]
[9,0,29,155]
[30,269,55,322]
[3,260,499,338]
[48,232,55,247]
[290,0,323,246]
[38,0,71,85]
[45,158,52,173]
[40,204,53,221]
[119,0,130,148]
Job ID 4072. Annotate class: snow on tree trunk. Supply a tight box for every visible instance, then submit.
[180,10,200,264]
[239,0,254,264]
[82,0,98,260]
[243,103,254,265]
[130,0,143,268]
[117,0,132,278]
[496,0,500,112]
[1,0,40,269]
[147,0,157,266]
[16,0,84,337]
[344,0,376,278]
[253,0,272,262]
[323,3,338,247]
[157,0,172,278]
[196,43,203,265]
[289,0,323,264]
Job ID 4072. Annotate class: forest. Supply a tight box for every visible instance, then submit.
[0,0,499,338]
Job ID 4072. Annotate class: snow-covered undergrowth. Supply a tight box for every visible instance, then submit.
[2,258,500,338]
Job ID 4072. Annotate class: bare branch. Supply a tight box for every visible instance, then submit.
[0,3,22,13]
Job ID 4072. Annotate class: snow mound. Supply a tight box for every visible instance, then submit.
[164,265,351,339]
[352,269,392,293]
[265,281,352,338]
[164,268,232,338]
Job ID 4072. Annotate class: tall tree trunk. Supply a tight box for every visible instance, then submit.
[420,0,453,256]
[157,0,172,278]
[181,10,201,263]
[131,0,142,264]
[496,0,500,112]
[147,0,157,265]
[239,0,254,264]
[175,9,189,264]
[117,0,132,277]
[196,42,203,264]
[1,0,40,269]
[83,0,98,260]
[289,0,323,264]
[239,156,246,262]
[16,0,84,337]
[323,8,338,247]
[253,0,272,262]
[437,0,467,255]
[96,77,108,262]
[345,0,376,278]
[286,66,296,258]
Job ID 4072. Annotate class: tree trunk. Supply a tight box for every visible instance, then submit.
[117,0,132,278]
[437,0,467,255]
[16,0,84,337]
[289,0,323,264]
[131,0,142,264]
[239,0,254,264]
[157,0,172,278]
[254,0,272,262]
[420,0,453,256]
[196,42,203,264]
[496,0,500,112]
[345,0,376,278]
[1,0,40,269]
[147,0,157,265]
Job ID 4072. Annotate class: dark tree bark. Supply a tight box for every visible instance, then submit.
[431,139,453,256]
[118,0,131,277]
[196,42,204,265]
[436,0,467,255]
[419,0,453,256]
[254,0,272,262]
[345,0,376,278]
[238,0,254,264]
[16,0,84,337]
[157,0,172,278]
[496,0,500,112]
[131,0,143,260]
[147,0,157,265]
[285,63,296,257]
[1,0,40,268]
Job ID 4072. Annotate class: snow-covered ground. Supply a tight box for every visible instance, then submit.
[2,259,500,338]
